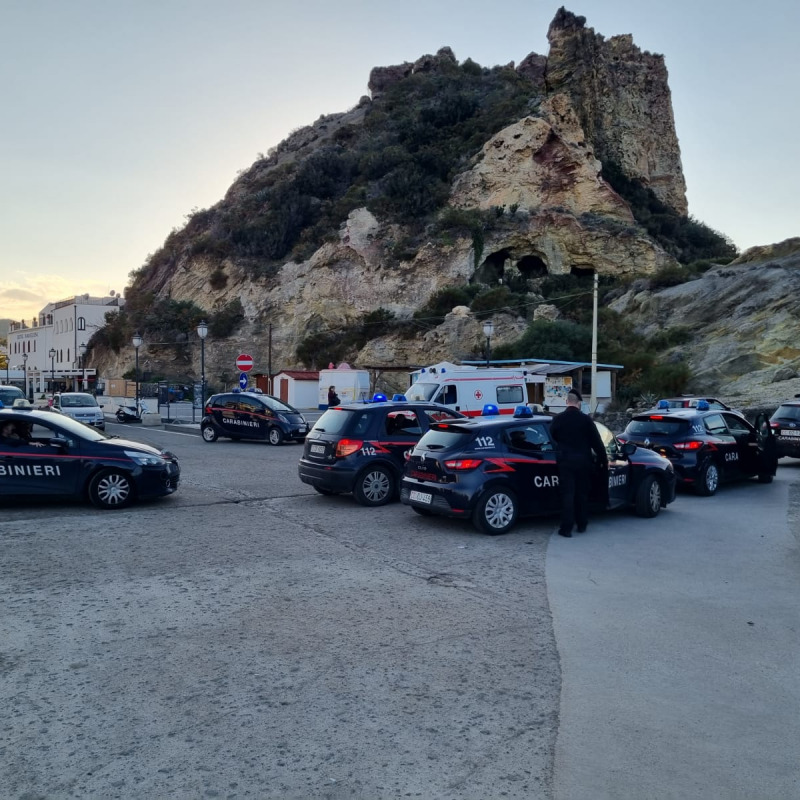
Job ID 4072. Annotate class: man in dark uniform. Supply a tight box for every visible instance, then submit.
[549,388,608,537]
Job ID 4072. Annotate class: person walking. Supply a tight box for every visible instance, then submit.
[549,388,608,537]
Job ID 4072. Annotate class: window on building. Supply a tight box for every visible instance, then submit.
[77,317,85,331]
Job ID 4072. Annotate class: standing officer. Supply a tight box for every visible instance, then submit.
[549,388,608,537]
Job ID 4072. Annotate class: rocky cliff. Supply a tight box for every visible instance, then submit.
[94,8,710,391]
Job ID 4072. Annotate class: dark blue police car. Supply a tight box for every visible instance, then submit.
[0,403,180,509]
[770,396,800,459]
[400,405,676,534]
[298,394,464,506]
[619,400,777,495]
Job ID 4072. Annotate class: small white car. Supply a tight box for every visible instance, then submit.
[51,392,105,430]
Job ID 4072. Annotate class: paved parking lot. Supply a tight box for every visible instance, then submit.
[1,427,798,799]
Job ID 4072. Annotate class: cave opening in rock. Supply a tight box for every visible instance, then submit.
[570,266,595,278]
[517,254,549,279]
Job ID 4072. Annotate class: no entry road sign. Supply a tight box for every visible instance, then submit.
[236,354,254,372]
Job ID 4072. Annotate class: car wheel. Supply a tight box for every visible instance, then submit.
[354,466,395,506]
[89,469,134,510]
[635,475,661,518]
[201,425,218,443]
[268,427,284,446]
[472,487,518,535]
[695,460,719,496]
[313,486,340,496]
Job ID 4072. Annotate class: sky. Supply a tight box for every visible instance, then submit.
[2,0,798,323]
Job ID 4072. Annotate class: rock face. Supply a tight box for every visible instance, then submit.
[94,8,696,386]
[609,239,800,405]
[544,8,688,214]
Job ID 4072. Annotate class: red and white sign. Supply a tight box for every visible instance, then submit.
[236,354,254,373]
[474,389,483,400]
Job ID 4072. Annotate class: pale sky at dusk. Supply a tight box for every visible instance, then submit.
[2,0,797,322]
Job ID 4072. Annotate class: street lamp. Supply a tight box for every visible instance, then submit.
[79,342,87,391]
[196,320,208,411]
[132,333,143,412]
[22,352,28,400]
[49,347,56,396]
[483,320,494,367]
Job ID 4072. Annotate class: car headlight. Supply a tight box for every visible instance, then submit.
[125,450,167,466]
[276,413,288,423]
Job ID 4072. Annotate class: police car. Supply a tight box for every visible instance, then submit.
[201,391,309,445]
[770,395,800,459]
[400,405,676,534]
[0,402,180,509]
[655,396,734,411]
[619,400,777,495]
[298,394,465,506]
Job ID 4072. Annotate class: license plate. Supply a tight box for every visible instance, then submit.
[410,490,432,504]
[310,444,325,454]
[780,430,800,437]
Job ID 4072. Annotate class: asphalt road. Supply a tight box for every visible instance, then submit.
[1,425,798,799]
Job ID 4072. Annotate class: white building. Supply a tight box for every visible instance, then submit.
[7,293,123,398]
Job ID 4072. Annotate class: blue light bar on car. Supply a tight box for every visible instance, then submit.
[482,404,499,416]
[372,393,388,403]
[392,394,407,402]
[657,399,670,409]
[514,405,533,417]
[696,400,710,410]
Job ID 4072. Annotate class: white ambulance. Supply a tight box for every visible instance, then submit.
[405,362,545,417]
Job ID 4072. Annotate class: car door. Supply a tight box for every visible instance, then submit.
[702,413,739,480]
[722,412,759,476]
[0,419,82,496]
[383,409,425,466]
[594,422,630,509]
[505,423,561,515]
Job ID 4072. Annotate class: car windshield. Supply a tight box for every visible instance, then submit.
[0,388,24,405]
[415,424,474,451]
[625,417,691,437]
[60,393,98,407]
[311,408,362,435]
[405,382,438,402]
[772,404,800,421]
[260,395,299,414]
[29,414,109,441]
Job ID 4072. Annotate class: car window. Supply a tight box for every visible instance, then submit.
[507,423,552,452]
[723,413,751,435]
[405,382,438,402]
[238,399,263,415]
[415,424,474,452]
[703,414,728,435]
[0,388,24,405]
[496,385,524,404]
[422,408,462,425]
[772,404,800,421]
[261,395,298,413]
[312,409,369,435]
[626,417,690,437]
[386,410,422,436]
[433,385,457,405]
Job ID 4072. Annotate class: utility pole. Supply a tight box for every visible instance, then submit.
[268,323,273,395]
[590,271,598,416]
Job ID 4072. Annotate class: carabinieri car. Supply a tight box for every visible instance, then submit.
[298,394,465,506]
[619,400,777,495]
[769,395,800,459]
[400,405,676,534]
[0,403,180,509]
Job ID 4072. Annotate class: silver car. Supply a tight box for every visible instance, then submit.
[51,392,106,430]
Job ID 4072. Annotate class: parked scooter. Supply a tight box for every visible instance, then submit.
[115,399,150,423]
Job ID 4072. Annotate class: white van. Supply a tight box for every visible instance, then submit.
[51,392,105,430]
[405,364,544,417]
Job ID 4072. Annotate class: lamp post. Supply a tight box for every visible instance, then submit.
[132,332,143,412]
[196,320,208,411]
[483,320,494,367]
[79,342,87,391]
[22,352,29,400]
[49,348,56,396]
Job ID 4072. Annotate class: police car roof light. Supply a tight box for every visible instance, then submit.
[0,400,4,409]
[391,394,407,402]
[372,393,388,403]
[657,399,670,409]
[696,400,710,410]
[440,367,446,373]
[482,403,500,416]
[232,388,241,393]
[513,405,533,418]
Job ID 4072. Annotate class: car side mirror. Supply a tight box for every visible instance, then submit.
[50,435,70,449]
[622,441,637,456]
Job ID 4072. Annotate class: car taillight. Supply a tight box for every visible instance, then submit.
[673,440,703,450]
[335,439,363,457]
[444,458,483,471]
[770,422,779,429]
